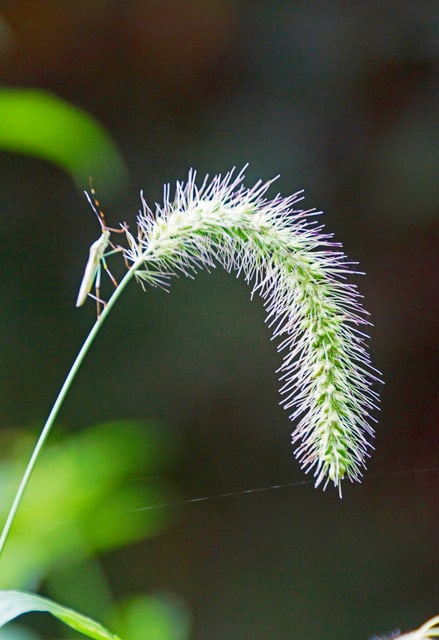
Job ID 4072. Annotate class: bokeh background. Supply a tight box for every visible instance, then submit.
[0,2,438,639]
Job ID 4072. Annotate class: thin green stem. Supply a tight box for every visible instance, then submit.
[0,265,136,558]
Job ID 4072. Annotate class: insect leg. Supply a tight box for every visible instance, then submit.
[94,262,103,318]
[101,255,119,289]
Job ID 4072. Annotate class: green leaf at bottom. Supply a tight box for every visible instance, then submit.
[0,590,121,640]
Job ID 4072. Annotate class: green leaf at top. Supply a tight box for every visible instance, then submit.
[0,88,128,195]
[0,590,121,640]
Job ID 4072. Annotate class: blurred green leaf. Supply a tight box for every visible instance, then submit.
[112,594,191,640]
[0,88,128,195]
[0,590,121,640]
[0,420,178,588]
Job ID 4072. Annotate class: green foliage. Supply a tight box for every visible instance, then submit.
[0,590,120,640]
[0,88,128,194]
[111,594,191,640]
[0,420,177,589]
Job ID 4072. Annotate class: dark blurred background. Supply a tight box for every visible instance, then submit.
[0,1,438,639]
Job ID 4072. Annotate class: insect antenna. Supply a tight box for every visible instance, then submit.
[86,179,109,231]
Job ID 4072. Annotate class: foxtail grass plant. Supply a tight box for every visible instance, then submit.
[3,167,438,640]
[0,166,381,559]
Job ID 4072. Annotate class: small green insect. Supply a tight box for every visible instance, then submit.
[76,186,127,316]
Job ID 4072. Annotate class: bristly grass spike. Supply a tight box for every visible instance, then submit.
[73,167,380,491]
[76,181,128,317]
